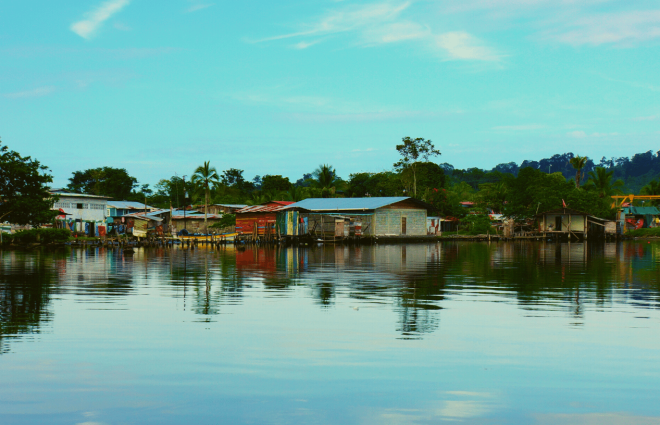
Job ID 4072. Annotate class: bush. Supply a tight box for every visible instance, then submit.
[627,228,660,237]
[5,228,71,244]
[462,214,495,235]
[210,214,236,229]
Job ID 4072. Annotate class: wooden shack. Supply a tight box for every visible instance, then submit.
[537,207,614,240]
[235,201,294,237]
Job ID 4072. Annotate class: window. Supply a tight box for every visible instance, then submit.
[77,203,83,209]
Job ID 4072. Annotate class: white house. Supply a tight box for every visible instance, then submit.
[51,191,110,234]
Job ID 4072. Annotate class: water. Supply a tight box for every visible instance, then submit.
[1,241,660,424]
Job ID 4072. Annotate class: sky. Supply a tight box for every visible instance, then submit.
[1,0,660,189]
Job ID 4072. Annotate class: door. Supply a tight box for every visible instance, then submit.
[401,216,407,235]
[555,216,562,231]
[335,220,344,237]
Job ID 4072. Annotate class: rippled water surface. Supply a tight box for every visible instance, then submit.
[1,241,660,424]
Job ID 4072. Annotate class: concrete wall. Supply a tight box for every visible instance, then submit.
[374,208,427,236]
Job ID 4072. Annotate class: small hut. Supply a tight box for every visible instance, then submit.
[537,207,589,239]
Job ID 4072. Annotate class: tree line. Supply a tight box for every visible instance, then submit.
[2,136,660,226]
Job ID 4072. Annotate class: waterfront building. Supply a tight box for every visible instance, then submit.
[51,191,110,235]
[286,197,433,238]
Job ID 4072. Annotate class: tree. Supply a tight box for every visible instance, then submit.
[394,137,441,197]
[569,155,588,188]
[261,175,291,193]
[192,161,220,231]
[0,140,58,225]
[584,167,624,198]
[478,181,508,213]
[312,164,340,198]
[67,167,138,199]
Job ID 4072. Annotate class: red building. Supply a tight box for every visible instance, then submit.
[235,201,294,236]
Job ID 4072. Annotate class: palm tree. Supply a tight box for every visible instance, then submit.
[641,180,660,205]
[641,180,660,196]
[569,155,588,189]
[191,161,220,232]
[584,167,624,198]
[313,164,339,198]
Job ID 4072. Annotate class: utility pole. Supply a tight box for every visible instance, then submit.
[182,175,188,231]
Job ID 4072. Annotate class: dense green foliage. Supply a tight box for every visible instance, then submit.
[462,214,495,235]
[4,228,70,244]
[67,167,138,200]
[60,139,659,221]
[0,141,58,225]
[626,228,660,237]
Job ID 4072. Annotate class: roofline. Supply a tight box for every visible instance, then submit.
[50,192,111,199]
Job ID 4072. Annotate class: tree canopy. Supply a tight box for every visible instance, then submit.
[67,167,138,200]
[0,140,57,225]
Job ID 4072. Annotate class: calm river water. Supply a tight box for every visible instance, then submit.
[1,241,660,424]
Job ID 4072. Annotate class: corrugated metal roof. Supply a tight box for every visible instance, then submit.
[124,212,163,222]
[107,201,155,210]
[211,204,248,208]
[236,204,292,213]
[622,206,660,215]
[49,191,110,199]
[287,197,411,211]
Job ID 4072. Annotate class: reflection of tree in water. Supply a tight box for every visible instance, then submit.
[167,249,247,318]
[395,272,445,339]
[0,251,58,354]
[311,281,335,307]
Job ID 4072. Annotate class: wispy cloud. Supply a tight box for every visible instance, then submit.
[253,1,502,61]
[186,1,214,13]
[492,124,546,130]
[567,130,619,138]
[632,114,659,121]
[436,31,501,61]
[254,1,411,43]
[601,74,660,92]
[550,10,660,46]
[70,0,131,40]
[3,86,56,99]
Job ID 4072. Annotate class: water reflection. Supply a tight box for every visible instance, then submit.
[1,241,660,350]
[1,241,660,424]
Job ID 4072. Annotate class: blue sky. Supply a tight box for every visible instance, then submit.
[1,0,659,188]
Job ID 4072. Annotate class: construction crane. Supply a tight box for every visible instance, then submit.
[611,195,660,208]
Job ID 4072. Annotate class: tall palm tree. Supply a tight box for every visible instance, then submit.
[641,179,660,205]
[584,167,624,198]
[569,155,588,189]
[191,161,220,232]
[641,180,660,196]
[313,164,339,198]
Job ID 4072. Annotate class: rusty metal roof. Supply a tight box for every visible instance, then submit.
[236,204,293,213]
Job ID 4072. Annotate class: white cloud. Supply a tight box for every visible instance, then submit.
[567,130,618,138]
[632,115,659,121]
[552,10,660,46]
[436,31,501,61]
[186,2,214,13]
[255,1,503,61]
[3,86,56,99]
[493,124,546,130]
[293,40,324,49]
[70,0,130,40]
[255,1,411,43]
[362,21,430,44]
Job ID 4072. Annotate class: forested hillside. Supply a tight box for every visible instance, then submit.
[444,150,660,193]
